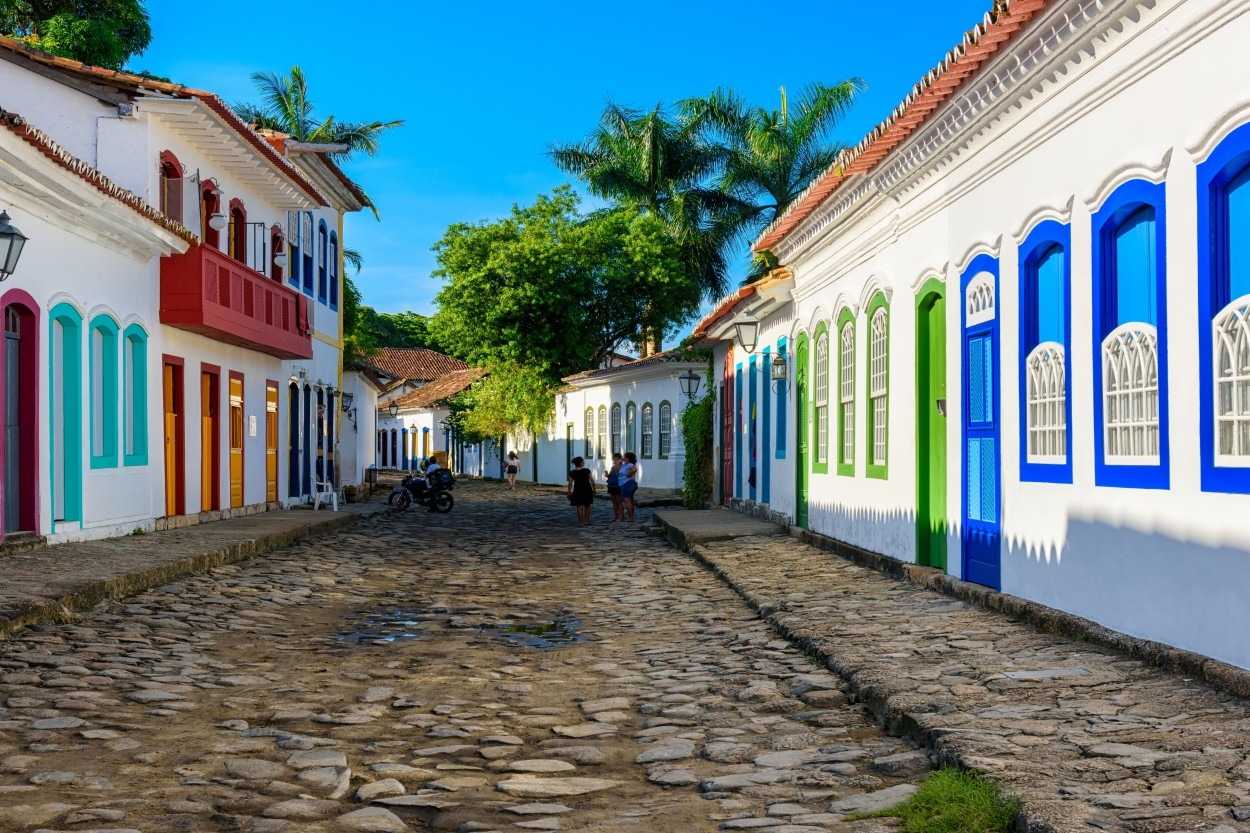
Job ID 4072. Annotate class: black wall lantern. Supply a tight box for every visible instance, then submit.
[678,368,702,399]
[734,319,760,354]
[0,211,28,281]
[770,352,788,393]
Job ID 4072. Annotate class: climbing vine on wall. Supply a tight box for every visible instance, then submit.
[680,390,714,508]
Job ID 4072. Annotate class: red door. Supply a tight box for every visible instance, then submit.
[720,346,734,505]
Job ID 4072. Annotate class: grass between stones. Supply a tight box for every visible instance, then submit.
[850,769,1021,833]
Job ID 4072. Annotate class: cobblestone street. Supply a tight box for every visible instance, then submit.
[0,483,928,833]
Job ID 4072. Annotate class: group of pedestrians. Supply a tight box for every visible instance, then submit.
[568,451,638,527]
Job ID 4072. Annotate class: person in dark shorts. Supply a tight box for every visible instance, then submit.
[505,451,519,489]
[567,456,595,526]
[606,452,624,522]
[620,451,639,522]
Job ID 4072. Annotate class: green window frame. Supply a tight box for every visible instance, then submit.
[835,308,856,476]
[865,291,891,479]
[89,313,119,469]
[658,400,672,458]
[641,402,654,458]
[583,407,593,458]
[123,323,148,466]
[811,321,830,474]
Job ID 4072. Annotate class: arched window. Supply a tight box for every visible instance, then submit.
[1092,179,1168,488]
[1018,222,1071,480]
[625,402,636,453]
[658,401,672,459]
[329,231,339,310]
[228,198,247,264]
[641,403,654,458]
[301,212,314,296]
[583,407,593,457]
[200,182,221,249]
[1198,122,1250,493]
[317,219,328,304]
[88,314,119,469]
[287,211,301,288]
[122,324,148,466]
[812,323,829,470]
[610,403,622,454]
[836,310,854,475]
[596,405,607,459]
[270,225,285,282]
[158,151,183,224]
[866,295,889,478]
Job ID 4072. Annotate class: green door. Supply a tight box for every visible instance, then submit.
[915,283,947,570]
[794,332,810,528]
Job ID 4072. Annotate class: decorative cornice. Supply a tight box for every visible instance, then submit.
[1011,196,1076,244]
[1083,147,1172,211]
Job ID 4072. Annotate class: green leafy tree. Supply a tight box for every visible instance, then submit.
[456,364,552,440]
[2,0,151,68]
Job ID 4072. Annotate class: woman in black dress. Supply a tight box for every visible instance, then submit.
[567,456,594,526]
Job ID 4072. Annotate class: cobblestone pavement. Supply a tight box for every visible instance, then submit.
[684,531,1250,833]
[0,483,929,833]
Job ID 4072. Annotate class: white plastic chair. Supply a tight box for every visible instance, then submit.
[313,480,339,512]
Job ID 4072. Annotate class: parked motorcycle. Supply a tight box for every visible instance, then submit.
[389,473,454,513]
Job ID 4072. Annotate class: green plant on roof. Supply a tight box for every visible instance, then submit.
[849,769,1020,833]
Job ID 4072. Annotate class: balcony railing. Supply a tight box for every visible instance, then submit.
[160,243,312,359]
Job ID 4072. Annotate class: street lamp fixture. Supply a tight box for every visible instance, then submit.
[341,392,354,412]
[770,352,788,393]
[0,211,28,281]
[387,401,400,418]
[734,319,760,354]
[207,212,228,232]
[678,368,702,399]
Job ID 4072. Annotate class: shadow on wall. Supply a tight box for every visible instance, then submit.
[1005,516,1250,671]
[803,496,925,569]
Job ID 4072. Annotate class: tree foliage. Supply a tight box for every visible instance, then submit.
[430,187,700,381]
[680,389,715,509]
[2,0,151,68]
[455,363,552,440]
[344,274,448,365]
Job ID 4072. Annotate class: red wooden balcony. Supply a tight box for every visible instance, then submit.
[160,244,312,360]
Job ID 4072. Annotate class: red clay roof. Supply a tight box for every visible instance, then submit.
[754,0,1050,253]
[0,37,327,206]
[364,347,468,382]
[394,367,487,409]
[0,108,196,244]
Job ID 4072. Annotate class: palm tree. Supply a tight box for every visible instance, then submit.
[551,104,752,303]
[234,67,403,159]
[679,81,864,268]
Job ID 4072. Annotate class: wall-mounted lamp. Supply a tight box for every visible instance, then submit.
[678,368,702,399]
[387,401,400,418]
[207,212,228,232]
[0,211,28,281]
[341,392,355,412]
[734,319,760,354]
[770,352,788,393]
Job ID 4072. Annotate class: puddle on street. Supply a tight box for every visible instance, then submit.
[481,613,585,650]
[334,604,585,650]
[334,608,430,645]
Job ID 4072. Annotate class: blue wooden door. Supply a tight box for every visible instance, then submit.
[961,258,1001,589]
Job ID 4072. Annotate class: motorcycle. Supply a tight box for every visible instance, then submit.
[389,473,454,513]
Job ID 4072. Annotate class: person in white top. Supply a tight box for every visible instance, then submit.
[619,451,639,522]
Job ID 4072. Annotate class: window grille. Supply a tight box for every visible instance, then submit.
[596,406,607,459]
[1215,296,1250,464]
[610,404,621,454]
[1026,342,1066,462]
[1102,323,1159,464]
[815,332,829,464]
[966,274,995,326]
[641,403,654,458]
[869,308,888,467]
[583,408,593,457]
[658,401,672,458]
[839,322,854,466]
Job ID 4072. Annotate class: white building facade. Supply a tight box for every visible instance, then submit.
[0,38,364,542]
[702,0,1250,670]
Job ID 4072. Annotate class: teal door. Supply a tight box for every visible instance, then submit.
[794,332,810,528]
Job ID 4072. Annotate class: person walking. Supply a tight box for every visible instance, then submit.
[567,456,595,527]
[606,452,624,522]
[505,451,519,490]
[620,451,639,522]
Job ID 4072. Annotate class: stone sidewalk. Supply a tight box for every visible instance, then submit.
[653,509,1250,833]
[0,502,380,639]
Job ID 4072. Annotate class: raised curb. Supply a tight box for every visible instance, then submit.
[0,509,376,640]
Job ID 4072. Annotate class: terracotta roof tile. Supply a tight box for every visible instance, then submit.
[0,37,327,206]
[394,368,486,409]
[365,347,468,382]
[0,108,196,244]
[754,0,1052,253]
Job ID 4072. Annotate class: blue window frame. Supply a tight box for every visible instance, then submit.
[317,220,328,304]
[122,323,148,467]
[287,210,301,289]
[762,346,772,503]
[88,313,119,469]
[735,362,743,498]
[1199,121,1250,493]
[775,337,787,459]
[1091,178,1169,489]
[748,356,757,501]
[329,230,339,310]
[301,212,314,297]
[1017,220,1073,483]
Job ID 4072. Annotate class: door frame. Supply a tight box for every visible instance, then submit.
[228,370,244,509]
[200,363,221,512]
[960,253,1003,589]
[794,331,810,528]
[287,381,300,497]
[265,380,279,502]
[915,279,947,570]
[1,290,38,535]
[720,346,734,504]
[161,354,186,517]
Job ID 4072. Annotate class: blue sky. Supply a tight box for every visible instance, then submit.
[139,1,990,324]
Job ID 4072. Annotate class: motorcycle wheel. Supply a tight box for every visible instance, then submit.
[395,491,412,511]
[433,491,454,513]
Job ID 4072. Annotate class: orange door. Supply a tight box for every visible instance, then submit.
[229,375,244,508]
[265,383,278,502]
[164,364,177,516]
[200,371,219,511]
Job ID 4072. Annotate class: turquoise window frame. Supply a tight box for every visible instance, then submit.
[88,313,119,469]
[123,323,148,466]
[775,337,787,458]
[49,302,83,527]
